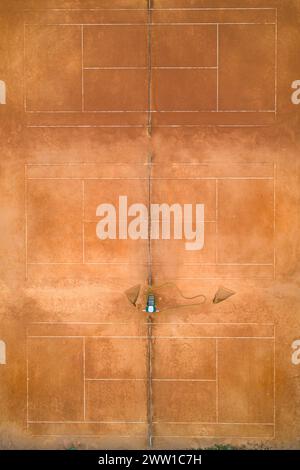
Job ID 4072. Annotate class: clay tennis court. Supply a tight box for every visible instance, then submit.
[0,0,300,450]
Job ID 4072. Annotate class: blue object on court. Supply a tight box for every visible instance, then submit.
[145,293,157,313]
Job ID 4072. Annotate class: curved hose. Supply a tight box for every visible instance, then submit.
[145,281,206,311]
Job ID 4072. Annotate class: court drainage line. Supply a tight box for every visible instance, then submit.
[147,0,153,137]
[147,150,153,449]
[147,152,153,288]
[146,0,155,434]
[147,315,153,449]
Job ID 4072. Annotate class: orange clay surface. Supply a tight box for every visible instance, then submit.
[0,0,300,450]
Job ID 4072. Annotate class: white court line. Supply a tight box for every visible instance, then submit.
[155,123,274,127]
[26,162,148,165]
[155,8,276,10]
[28,322,274,326]
[154,435,274,439]
[83,337,86,421]
[147,177,273,180]
[273,163,276,280]
[85,378,146,381]
[147,0,152,137]
[82,261,146,265]
[154,124,274,128]
[180,263,273,266]
[275,9,278,114]
[30,322,131,325]
[24,8,277,11]
[28,336,146,339]
[216,24,219,112]
[27,177,148,180]
[215,339,218,423]
[23,8,277,11]
[152,336,275,340]
[24,165,28,281]
[27,262,144,265]
[26,176,273,180]
[84,219,216,223]
[31,434,142,439]
[26,327,29,429]
[158,277,274,280]
[153,7,276,11]
[153,378,215,382]
[28,262,83,265]
[215,179,218,264]
[28,420,146,424]
[27,110,147,113]
[28,335,86,338]
[24,23,276,26]
[26,269,273,275]
[28,322,275,326]
[84,378,215,382]
[84,67,147,70]
[26,124,273,128]
[23,22,27,112]
[28,336,275,340]
[30,433,273,439]
[81,25,84,111]
[154,66,218,69]
[154,322,275,325]
[30,434,144,439]
[153,421,274,425]
[153,8,277,11]
[27,125,146,128]
[27,264,273,270]
[26,109,275,113]
[82,180,85,264]
[154,110,274,112]
[23,8,149,11]
[163,161,273,165]
[83,67,218,70]
[25,161,274,165]
[273,325,276,436]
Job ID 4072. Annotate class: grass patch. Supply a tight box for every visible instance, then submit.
[203,443,270,450]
